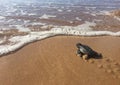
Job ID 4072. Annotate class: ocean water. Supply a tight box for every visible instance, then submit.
[0,0,120,56]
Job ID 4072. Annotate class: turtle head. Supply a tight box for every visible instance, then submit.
[76,43,82,48]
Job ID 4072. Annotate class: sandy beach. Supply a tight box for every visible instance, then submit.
[0,36,120,85]
[0,0,120,85]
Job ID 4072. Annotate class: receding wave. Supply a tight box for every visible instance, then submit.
[0,23,120,56]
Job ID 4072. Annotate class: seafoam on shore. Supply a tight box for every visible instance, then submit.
[0,21,120,56]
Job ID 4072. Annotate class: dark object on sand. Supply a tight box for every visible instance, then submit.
[76,43,102,60]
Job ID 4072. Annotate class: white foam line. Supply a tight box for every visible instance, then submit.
[0,30,120,56]
[51,28,120,37]
[58,9,63,12]
[0,21,120,56]
[0,31,3,33]
[14,25,30,32]
[31,22,46,25]
[97,10,111,16]
[39,14,56,19]
[0,31,56,56]
[28,13,36,16]
[0,40,4,44]
[0,16,5,19]
[114,16,120,21]
[69,31,120,37]
[76,17,82,21]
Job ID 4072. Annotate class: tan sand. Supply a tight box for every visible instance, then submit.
[0,36,120,85]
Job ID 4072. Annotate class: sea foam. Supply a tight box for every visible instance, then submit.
[39,14,56,19]
[0,16,5,20]
[0,21,120,56]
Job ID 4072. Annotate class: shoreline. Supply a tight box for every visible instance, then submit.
[0,34,119,57]
[0,28,120,57]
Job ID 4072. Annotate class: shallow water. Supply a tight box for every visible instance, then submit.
[0,0,120,56]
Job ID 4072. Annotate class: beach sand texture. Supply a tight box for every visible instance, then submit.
[0,36,120,85]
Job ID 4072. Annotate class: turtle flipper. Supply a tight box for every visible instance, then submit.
[82,54,88,62]
[76,50,83,57]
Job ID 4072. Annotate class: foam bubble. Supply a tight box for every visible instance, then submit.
[0,16,5,19]
[76,17,82,21]
[0,40,4,44]
[67,10,72,12]
[39,14,56,19]
[31,22,46,25]
[114,16,120,21]
[14,25,30,32]
[28,13,36,16]
[58,9,63,12]
[0,31,3,33]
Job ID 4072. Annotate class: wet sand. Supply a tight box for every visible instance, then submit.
[0,36,120,85]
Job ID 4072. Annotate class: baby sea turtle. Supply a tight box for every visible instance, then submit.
[76,43,101,60]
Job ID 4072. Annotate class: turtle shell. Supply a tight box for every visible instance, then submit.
[79,45,94,55]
